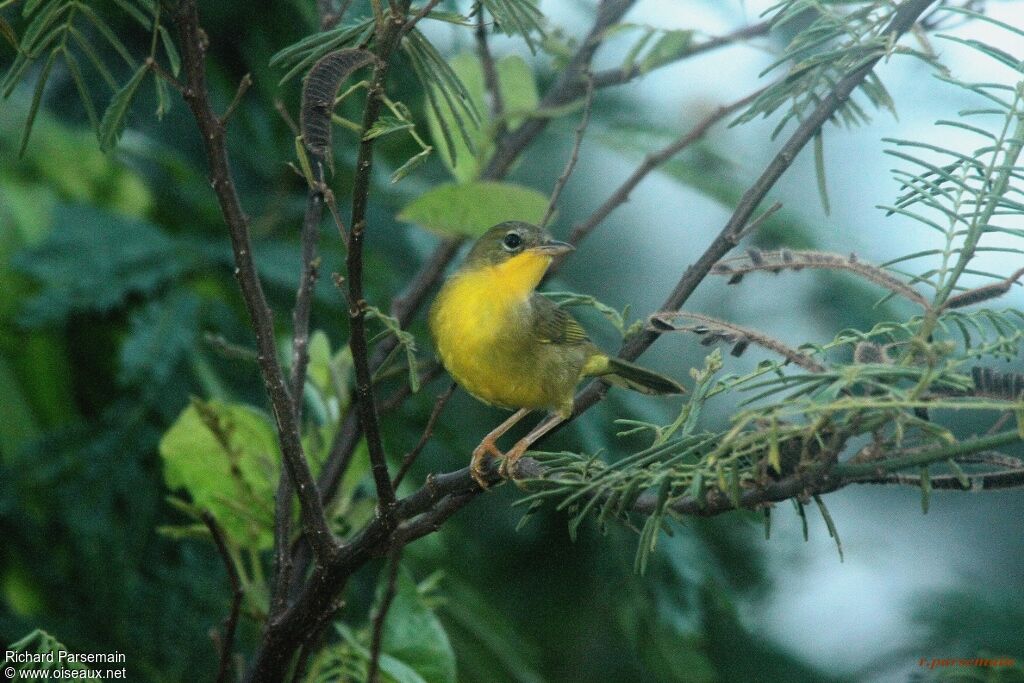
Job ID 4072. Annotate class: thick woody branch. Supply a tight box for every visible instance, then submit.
[173,0,338,563]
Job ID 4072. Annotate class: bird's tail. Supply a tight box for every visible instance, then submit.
[588,355,686,395]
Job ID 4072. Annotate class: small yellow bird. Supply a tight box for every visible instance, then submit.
[429,221,685,487]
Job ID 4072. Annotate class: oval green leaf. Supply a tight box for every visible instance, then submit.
[398,181,549,237]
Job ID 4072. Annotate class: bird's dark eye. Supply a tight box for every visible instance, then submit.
[502,232,523,250]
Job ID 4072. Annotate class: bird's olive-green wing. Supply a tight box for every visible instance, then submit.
[530,294,590,346]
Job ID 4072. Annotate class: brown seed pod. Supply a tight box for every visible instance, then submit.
[300,48,376,161]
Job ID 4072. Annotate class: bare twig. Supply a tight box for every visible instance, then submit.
[202,512,243,683]
[942,265,1024,310]
[484,0,637,179]
[366,547,403,683]
[220,73,253,125]
[854,468,1024,490]
[274,99,300,136]
[344,3,413,528]
[314,239,459,501]
[394,382,457,487]
[589,21,772,91]
[174,0,338,564]
[271,163,326,617]
[147,57,185,93]
[712,249,931,308]
[649,311,827,372]
[475,4,506,137]
[564,88,764,252]
[540,73,594,230]
[402,0,443,35]
[324,187,350,247]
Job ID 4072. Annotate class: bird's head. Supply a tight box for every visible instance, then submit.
[464,221,574,268]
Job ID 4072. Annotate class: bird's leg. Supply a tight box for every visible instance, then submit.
[471,408,530,489]
[500,413,566,483]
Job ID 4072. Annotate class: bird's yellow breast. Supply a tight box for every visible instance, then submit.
[428,251,556,410]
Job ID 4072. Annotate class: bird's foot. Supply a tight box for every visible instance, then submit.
[498,441,530,489]
[470,440,505,489]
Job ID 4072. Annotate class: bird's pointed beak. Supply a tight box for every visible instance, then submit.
[532,238,575,256]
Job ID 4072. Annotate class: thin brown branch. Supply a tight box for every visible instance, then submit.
[483,0,637,179]
[313,239,459,501]
[345,4,412,528]
[324,186,350,247]
[563,88,765,253]
[649,311,827,372]
[367,547,403,683]
[540,73,594,230]
[202,512,243,683]
[394,382,457,487]
[274,99,300,136]
[475,4,506,137]
[402,0,443,35]
[271,163,326,617]
[853,467,1024,490]
[712,249,931,308]
[147,57,185,93]
[174,0,338,563]
[219,72,253,125]
[589,21,772,91]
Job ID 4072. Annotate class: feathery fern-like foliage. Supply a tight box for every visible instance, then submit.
[1,0,178,153]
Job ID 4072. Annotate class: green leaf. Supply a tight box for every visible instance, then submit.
[496,54,539,127]
[158,25,181,76]
[118,291,200,388]
[363,115,415,141]
[639,29,694,73]
[98,62,149,152]
[0,352,40,458]
[391,147,433,184]
[425,53,538,182]
[17,48,56,158]
[398,181,548,237]
[159,399,280,549]
[380,571,457,683]
[0,16,17,49]
[11,203,185,326]
[7,630,91,673]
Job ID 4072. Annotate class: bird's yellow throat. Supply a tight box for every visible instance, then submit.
[445,249,553,309]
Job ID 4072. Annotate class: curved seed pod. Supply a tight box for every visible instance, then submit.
[301,48,376,160]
